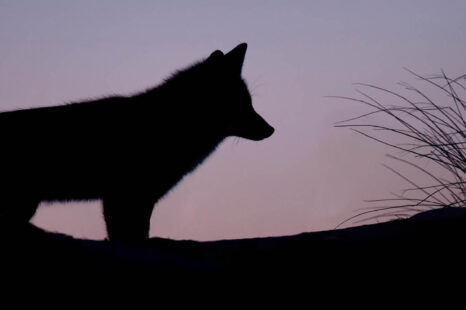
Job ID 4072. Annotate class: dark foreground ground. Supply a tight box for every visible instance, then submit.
[2,207,466,292]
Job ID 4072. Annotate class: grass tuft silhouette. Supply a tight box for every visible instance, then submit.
[333,69,466,227]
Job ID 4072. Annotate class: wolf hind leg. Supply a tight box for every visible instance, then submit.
[0,194,39,224]
[103,195,155,242]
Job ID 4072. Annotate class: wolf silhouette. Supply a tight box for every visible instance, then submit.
[0,43,274,241]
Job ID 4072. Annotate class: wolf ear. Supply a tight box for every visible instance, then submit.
[207,50,224,62]
[225,43,247,76]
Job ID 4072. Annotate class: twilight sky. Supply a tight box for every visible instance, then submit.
[1,1,465,241]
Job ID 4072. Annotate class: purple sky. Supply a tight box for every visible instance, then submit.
[1,1,465,240]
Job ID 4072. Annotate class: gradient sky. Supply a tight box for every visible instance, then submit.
[1,1,465,241]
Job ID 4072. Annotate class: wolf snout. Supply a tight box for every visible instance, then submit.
[240,112,274,141]
[260,123,275,140]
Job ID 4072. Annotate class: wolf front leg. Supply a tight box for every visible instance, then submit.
[103,195,155,241]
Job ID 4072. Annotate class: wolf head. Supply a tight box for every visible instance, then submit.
[204,43,274,141]
[165,43,274,142]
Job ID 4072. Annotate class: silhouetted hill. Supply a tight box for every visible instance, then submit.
[2,207,466,290]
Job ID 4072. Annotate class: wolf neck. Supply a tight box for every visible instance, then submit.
[135,80,226,182]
